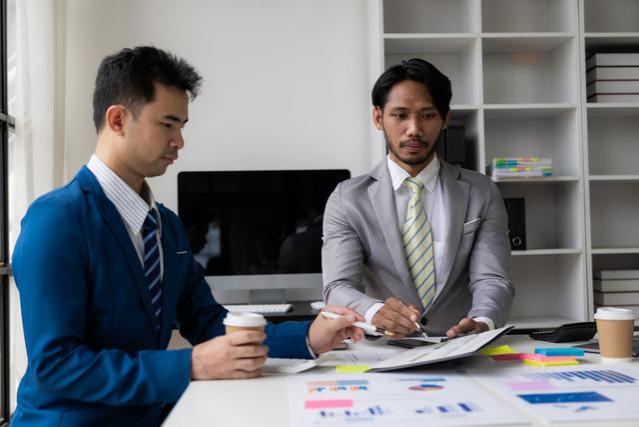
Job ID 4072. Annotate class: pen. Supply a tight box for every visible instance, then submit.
[320,311,395,337]
[397,299,427,337]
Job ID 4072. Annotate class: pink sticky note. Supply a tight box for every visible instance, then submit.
[305,399,354,409]
[521,354,576,363]
[507,381,555,391]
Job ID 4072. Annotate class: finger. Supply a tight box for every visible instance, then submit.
[232,344,269,359]
[227,330,266,345]
[386,299,420,322]
[378,310,419,334]
[322,305,365,322]
[456,318,476,333]
[235,356,267,372]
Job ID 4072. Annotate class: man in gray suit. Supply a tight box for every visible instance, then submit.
[322,58,514,338]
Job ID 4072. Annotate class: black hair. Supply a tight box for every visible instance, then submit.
[371,58,452,119]
[92,46,203,133]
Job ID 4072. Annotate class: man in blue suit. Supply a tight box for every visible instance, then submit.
[11,46,364,426]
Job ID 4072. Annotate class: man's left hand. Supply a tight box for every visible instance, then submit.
[446,317,488,338]
[308,305,365,355]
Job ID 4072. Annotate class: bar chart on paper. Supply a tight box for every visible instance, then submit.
[470,365,639,423]
[288,373,526,426]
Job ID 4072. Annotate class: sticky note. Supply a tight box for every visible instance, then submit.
[534,348,585,357]
[335,365,370,374]
[523,359,580,367]
[492,353,524,361]
[522,354,577,363]
[480,345,518,356]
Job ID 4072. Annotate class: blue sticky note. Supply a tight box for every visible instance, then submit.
[534,348,585,357]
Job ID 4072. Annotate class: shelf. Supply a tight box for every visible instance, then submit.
[589,175,639,182]
[584,0,639,33]
[384,34,477,55]
[482,0,577,33]
[484,104,577,118]
[584,33,639,52]
[592,248,639,255]
[586,104,639,116]
[589,182,639,249]
[383,0,479,34]
[482,33,575,53]
[511,249,581,256]
[493,176,580,184]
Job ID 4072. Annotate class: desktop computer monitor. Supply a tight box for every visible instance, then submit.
[177,169,350,303]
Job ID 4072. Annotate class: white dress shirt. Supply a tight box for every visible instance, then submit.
[87,154,164,278]
[364,155,494,331]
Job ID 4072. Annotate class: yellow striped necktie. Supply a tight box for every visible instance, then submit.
[402,177,436,309]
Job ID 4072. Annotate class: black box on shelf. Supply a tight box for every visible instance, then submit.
[436,125,475,171]
[503,197,526,251]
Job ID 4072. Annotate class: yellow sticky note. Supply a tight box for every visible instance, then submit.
[480,345,518,356]
[523,359,580,367]
[336,365,370,374]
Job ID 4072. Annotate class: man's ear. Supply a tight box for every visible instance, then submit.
[442,110,452,130]
[105,105,128,136]
[372,107,384,130]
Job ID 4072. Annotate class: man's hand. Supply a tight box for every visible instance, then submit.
[308,305,365,355]
[446,317,488,338]
[190,330,268,380]
[372,297,421,338]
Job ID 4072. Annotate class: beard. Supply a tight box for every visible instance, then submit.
[384,133,437,166]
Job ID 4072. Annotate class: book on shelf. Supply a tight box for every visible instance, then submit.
[594,279,639,293]
[487,157,552,178]
[587,67,639,81]
[586,53,639,69]
[594,269,639,280]
[586,80,639,97]
[595,305,639,316]
[594,291,639,306]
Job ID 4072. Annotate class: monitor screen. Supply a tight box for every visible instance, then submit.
[177,170,350,281]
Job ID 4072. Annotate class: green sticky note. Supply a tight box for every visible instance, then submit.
[335,365,370,373]
[479,345,518,356]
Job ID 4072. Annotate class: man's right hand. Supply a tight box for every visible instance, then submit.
[372,297,421,338]
[190,330,268,380]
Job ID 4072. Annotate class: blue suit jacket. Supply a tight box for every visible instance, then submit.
[11,167,312,426]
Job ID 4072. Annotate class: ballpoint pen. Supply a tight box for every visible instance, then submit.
[320,311,395,337]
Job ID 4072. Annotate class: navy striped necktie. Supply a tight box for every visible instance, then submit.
[142,209,162,330]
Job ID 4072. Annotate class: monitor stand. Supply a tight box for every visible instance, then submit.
[249,288,286,304]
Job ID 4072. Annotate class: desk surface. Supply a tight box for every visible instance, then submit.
[163,335,639,427]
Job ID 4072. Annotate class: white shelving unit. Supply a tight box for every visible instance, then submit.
[370,0,602,328]
[580,0,639,317]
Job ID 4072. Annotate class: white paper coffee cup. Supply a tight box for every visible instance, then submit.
[594,307,636,363]
[223,312,266,335]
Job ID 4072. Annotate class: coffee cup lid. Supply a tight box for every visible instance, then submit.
[223,312,266,327]
[594,307,636,321]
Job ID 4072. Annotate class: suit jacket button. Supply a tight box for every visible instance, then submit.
[420,317,428,326]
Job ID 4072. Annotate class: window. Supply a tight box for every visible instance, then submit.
[0,0,14,422]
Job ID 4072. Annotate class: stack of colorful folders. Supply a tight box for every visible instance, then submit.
[488,157,552,179]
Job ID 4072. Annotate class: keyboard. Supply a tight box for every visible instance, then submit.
[223,303,293,314]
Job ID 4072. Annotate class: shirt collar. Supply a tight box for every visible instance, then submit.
[387,154,440,193]
[87,154,161,236]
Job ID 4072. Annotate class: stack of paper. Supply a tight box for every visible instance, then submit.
[488,157,552,179]
[593,269,639,315]
[586,53,639,103]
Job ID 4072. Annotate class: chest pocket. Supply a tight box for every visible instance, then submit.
[462,218,481,235]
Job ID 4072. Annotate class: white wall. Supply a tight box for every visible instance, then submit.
[65,0,374,211]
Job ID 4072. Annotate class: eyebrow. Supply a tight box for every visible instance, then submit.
[163,114,188,124]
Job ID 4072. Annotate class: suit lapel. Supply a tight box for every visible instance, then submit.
[434,162,469,298]
[368,161,414,291]
[159,209,179,346]
[77,166,161,341]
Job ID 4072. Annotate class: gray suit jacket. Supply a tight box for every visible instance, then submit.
[322,159,514,335]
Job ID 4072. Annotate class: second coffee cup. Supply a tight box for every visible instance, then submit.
[594,307,636,363]
[223,312,267,335]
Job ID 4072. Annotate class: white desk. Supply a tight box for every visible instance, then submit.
[163,335,639,427]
